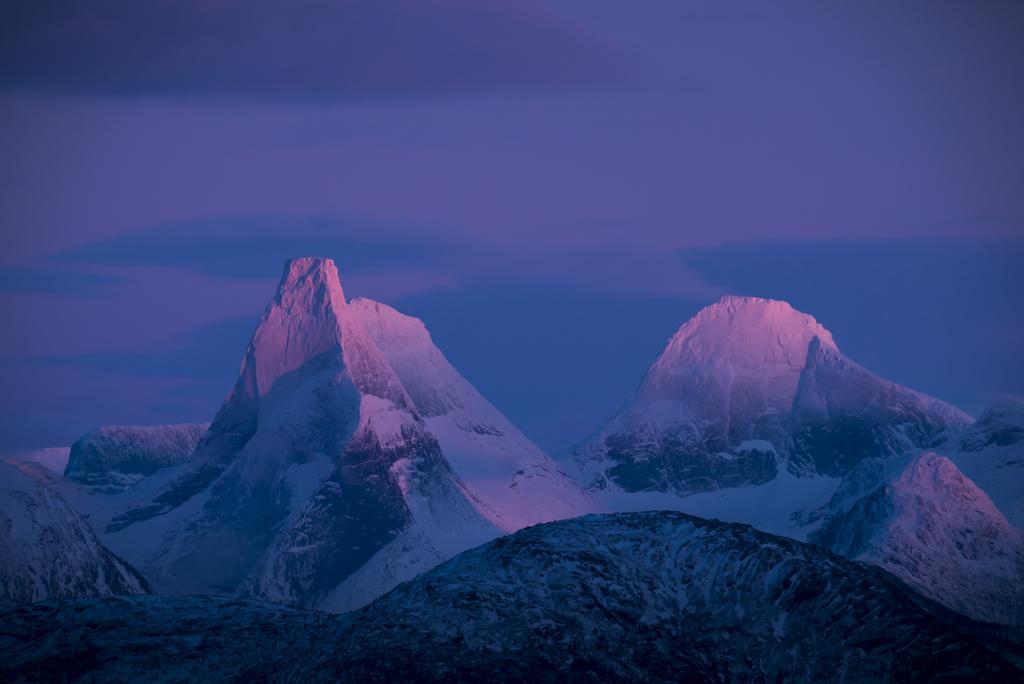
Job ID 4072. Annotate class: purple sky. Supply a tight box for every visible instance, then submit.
[1,1,1022,452]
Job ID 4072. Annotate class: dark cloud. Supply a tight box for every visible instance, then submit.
[57,214,457,278]
[0,266,120,295]
[0,1,631,99]
[55,213,716,301]
[37,316,256,382]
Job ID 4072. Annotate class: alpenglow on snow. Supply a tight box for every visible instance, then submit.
[571,295,972,496]
[94,257,596,612]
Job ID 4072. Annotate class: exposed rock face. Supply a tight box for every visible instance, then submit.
[65,424,207,491]
[0,462,151,602]
[573,296,971,496]
[812,452,1024,625]
[3,513,1019,682]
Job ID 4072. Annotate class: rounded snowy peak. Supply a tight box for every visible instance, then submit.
[652,295,838,372]
[347,298,432,353]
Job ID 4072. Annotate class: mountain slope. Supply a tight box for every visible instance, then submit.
[0,461,151,602]
[349,297,598,531]
[89,257,589,612]
[572,296,971,497]
[812,452,1024,625]
[790,339,971,475]
[3,513,1019,682]
[100,258,497,608]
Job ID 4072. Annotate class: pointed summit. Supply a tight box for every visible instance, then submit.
[105,257,491,603]
[278,256,344,296]
[233,257,347,400]
[97,258,593,612]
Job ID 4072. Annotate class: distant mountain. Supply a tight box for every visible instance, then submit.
[812,452,1024,625]
[944,396,1024,527]
[0,461,150,602]
[2,513,1019,682]
[563,297,1024,628]
[4,447,70,476]
[93,257,594,611]
[65,424,207,492]
[572,296,971,497]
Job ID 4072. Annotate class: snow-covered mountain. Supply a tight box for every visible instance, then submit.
[3,513,1019,682]
[944,396,1024,527]
[349,297,596,530]
[572,296,971,498]
[92,257,593,612]
[65,424,207,492]
[562,297,1024,627]
[812,452,1024,625]
[0,461,151,602]
[4,446,71,476]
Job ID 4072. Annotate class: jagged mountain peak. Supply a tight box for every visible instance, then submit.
[234,256,408,409]
[93,259,594,611]
[244,257,345,394]
[276,256,344,299]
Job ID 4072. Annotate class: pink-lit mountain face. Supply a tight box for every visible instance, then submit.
[566,296,1024,626]
[93,258,595,612]
[572,296,972,495]
[812,452,1024,625]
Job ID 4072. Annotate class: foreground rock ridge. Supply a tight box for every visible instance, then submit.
[1,513,1019,682]
[84,257,594,611]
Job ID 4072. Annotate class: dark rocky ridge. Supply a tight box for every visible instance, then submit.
[2,512,1020,682]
